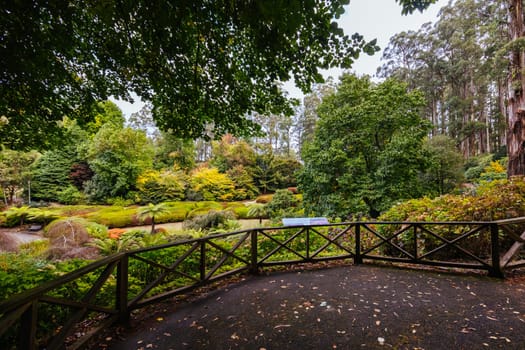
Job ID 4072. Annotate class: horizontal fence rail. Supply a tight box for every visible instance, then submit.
[1,219,525,349]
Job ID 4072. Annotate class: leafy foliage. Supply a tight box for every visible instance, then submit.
[4,206,34,227]
[380,177,525,222]
[247,203,269,224]
[378,177,525,259]
[153,131,196,170]
[211,135,256,173]
[0,255,90,301]
[84,101,126,135]
[85,124,154,202]
[189,166,236,201]
[266,189,300,219]
[420,135,465,195]
[395,0,438,14]
[31,151,74,202]
[136,170,187,203]
[182,210,237,233]
[27,209,60,226]
[464,154,495,182]
[31,120,90,202]
[137,203,171,234]
[478,159,507,183]
[0,0,387,149]
[226,165,259,200]
[57,185,86,205]
[299,75,430,218]
[0,149,39,205]
[88,233,142,256]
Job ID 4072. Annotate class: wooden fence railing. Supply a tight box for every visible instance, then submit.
[1,219,525,349]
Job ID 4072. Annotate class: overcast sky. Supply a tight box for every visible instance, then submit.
[114,0,449,116]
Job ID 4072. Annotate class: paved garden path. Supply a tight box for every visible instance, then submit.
[95,265,525,350]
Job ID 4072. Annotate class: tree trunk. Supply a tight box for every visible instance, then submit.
[498,78,509,150]
[507,0,525,176]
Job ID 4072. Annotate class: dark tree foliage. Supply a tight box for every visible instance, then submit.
[298,75,430,218]
[1,0,432,150]
[395,0,438,15]
[69,162,94,190]
[30,122,88,201]
[31,150,74,202]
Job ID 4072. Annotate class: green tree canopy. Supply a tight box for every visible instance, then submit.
[421,134,465,196]
[298,74,431,218]
[85,125,154,202]
[84,101,126,135]
[0,149,39,205]
[31,121,89,202]
[1,0,434,149]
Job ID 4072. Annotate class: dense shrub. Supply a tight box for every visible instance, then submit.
[57,185,86,205]
[0,255,107,348]
[477,159,507,183]
[464,154,494,182]
[137,170,187,203]
[381,177,525,223]
[378,177,525,259]
[266,189,300,219]
[18,239,49,257]
[27,209,61,226]
[106,197,136,207]
[1,207,61,228]
[85,221,109,239]
[88,235,140,256]
[83,206,138,228]
[183,210,237,233]
[226,165,259,200]
[225,202,249,219]
[0,255,92,301]
[189,166,236,201]
[3,206,33,227]
[187,201,224,218]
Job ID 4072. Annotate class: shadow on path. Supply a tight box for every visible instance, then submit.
[95,265,525,350]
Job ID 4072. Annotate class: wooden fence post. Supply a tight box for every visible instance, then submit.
[200,242,206,281]
[306,227,310,261]
[250,230,259,275]
[413,224,418,261]
[354,224,362,265]
[116,254,130,325]
[19,301,37,350]
[489,223,504,278]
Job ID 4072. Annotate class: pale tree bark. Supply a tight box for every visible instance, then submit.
[507,0,525,176]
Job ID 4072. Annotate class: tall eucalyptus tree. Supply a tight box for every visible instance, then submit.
[506,0,525,175]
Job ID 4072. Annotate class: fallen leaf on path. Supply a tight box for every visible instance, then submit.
[274,324,291,329]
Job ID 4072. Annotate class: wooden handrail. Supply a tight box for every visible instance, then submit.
[1,219,525,349]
